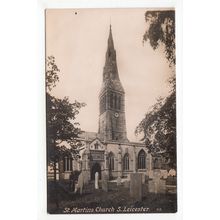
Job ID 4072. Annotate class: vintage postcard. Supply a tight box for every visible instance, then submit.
[45,8,177,214]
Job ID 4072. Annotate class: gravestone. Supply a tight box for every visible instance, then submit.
[150,170,160,194]
[168,169,176,177]
[124,174,130,188]
[148,180,155,193]
[124,180,130,188]
[78,172,84,195]
[158,179,166,193]
[83,171,89,185]
[95,172,99,189]
[161,170,168,179]
[148,170,166,194]
[154,169,161,180]
[101,172,108,192]
[148,170,154,179]
[142,173,146,184]
[130,173,142,202]
[117,176,121,186]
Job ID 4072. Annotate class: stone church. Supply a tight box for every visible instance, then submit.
[59,26,159,181]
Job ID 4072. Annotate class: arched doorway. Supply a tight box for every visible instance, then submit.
[91,163,101,180]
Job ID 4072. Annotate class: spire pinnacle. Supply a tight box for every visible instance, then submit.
[108,24,114,50]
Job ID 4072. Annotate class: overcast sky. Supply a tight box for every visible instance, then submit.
[46,8,173,142]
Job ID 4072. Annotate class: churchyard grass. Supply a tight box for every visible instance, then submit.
[47,180,177,214]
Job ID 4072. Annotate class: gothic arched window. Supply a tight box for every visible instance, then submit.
[63,156,73,172]
[138,150,146,169]
[108,152,114,170]
[123,153,129,171]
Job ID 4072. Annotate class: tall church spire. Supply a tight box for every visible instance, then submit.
[103,25,121,83]
[98,25,128,142]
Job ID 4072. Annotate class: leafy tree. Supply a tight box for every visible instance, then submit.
[46,56,85,182]
[135,92,176,167]
[136,10,176,168]
[46,56,60,91]
[143,10,175,66]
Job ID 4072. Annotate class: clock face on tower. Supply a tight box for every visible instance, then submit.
[114,112,119,118]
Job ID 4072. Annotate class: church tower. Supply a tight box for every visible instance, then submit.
[98,25,128,142]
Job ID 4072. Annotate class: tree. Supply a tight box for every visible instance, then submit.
[46,56,85,182]
[143,10,175,66]
[136,10,176,168]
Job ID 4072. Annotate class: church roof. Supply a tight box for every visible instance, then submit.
[78,131,104,141]
[78,131,145,147]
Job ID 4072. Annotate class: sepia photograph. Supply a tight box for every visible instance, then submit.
[45,8,177,214]
[2,1,220,220]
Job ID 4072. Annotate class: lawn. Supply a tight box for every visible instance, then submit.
[47,180,177,214]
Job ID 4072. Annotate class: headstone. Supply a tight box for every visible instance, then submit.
[83,171,89,185]
[95,172,99,189]
[148,180,155,193]
[158,179,166,193]
[148,170,166,194]
[154,169,161,180]
[124,180,130,188]
[148,170,154,179]
[117,176,121,186]
[101,172,108,192]
[130,173,142,202]
[168,169,176,177]
[153,170,161,194]
[78,172,84,195]
[123,174,130,188]
[142,173,146,184]
[74,183,78,193]
[161,170,168,179]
